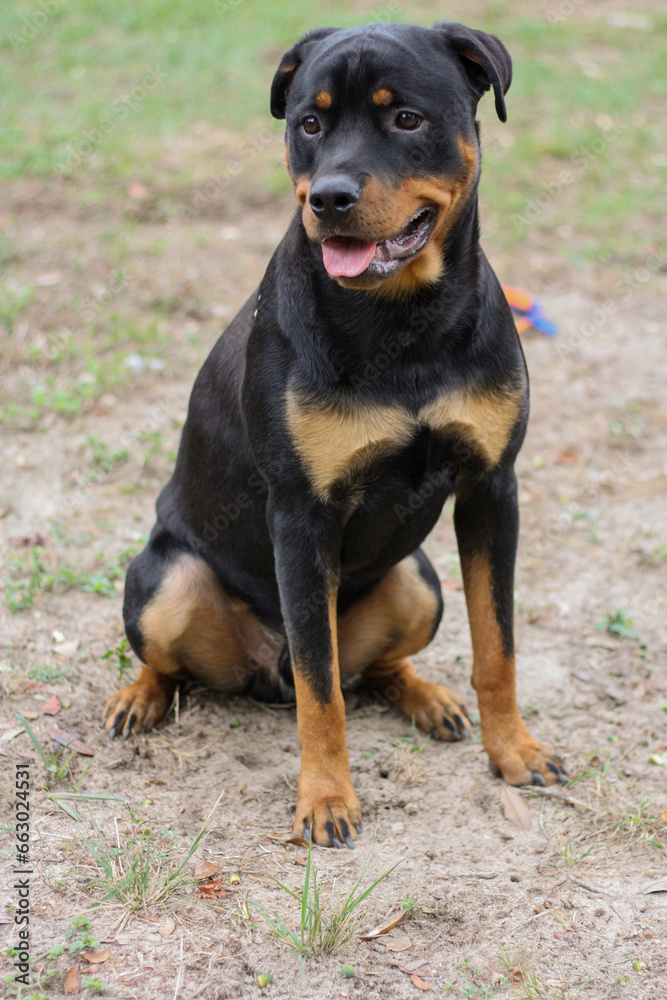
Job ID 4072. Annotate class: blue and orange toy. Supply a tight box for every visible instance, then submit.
[502,286,558,337]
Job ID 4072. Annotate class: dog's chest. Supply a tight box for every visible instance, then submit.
[285,387,521,500]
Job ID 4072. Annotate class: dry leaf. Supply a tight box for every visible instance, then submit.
[501,785,531,830]
[284,836,310,847]
[18,710,39,720]
[553,448,581,466]
[80,948,110,964]
[47,728,97,756]
[295,853,307,866]
[642,877,667,894]
[159,918,176,938]
[360,910,405,940]
[662,810,667,825]
[193,860,221,880]
[411,974,433,990]
[386,937,412,952]
[41,696,61,716]
[127,182,149,199]
[64,965,81,993]
[194,878,227,900]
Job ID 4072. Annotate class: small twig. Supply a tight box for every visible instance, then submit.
[571,878,616,897]
[174,930,184,1000]
[538,799,550,842]
[464,908,553,956]
[524,786,595,813]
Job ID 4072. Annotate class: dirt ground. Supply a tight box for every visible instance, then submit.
[1,160,666,1000]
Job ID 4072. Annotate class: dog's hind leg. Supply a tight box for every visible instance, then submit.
[104,549,283,738]
[339,549,470,741]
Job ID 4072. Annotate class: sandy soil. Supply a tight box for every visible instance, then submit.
[0,173,666,999]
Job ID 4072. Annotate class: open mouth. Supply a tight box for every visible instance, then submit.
[321,206,437,280]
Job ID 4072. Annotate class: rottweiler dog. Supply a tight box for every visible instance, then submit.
[103,20,567,848]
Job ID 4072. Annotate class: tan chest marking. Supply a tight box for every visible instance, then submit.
[285,391,413,499]
[420,388,523,468]
[285,386,523,499]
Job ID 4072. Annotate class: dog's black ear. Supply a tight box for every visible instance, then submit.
[434,21,512,122]
[270,28,340,119]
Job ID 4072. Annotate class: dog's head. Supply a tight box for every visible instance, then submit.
[271,22,511,295]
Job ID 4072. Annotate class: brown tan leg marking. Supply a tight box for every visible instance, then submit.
[462,553,563,785]
[104,555,278,738]
[293,597,361,847]
[340,556,470,740]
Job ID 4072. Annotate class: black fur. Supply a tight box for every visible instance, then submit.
[123,21,526,705]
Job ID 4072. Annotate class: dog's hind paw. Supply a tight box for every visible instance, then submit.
[102,667,175,740]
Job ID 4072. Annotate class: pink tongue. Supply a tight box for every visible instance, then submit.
[322,237,377,277]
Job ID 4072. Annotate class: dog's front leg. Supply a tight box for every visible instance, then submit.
[454,465,568,786]
[268,501,361,848]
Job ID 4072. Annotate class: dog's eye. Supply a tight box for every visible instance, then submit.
[302,116,321,136]
[396,111,423,131]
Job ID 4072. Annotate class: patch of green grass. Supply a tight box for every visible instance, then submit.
[4,545,130,611]
[4,547,45,611]
[247,836,402,957]
[0,1,663,270]
[28,662,77,683]
[598,609,644,645]
[86,435,130,474]
[65,915,100,955]
[82,978,107,995]
[78,793,223,910]
[102,638,133,683]
[0,281,33,331]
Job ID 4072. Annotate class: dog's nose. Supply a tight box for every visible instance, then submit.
[309,175,361,222]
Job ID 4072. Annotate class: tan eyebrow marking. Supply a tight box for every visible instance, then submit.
[373,88,394,107]
[316,90,333,110]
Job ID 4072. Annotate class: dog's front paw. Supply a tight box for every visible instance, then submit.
[485,720,568,786]
[294,777,362,849]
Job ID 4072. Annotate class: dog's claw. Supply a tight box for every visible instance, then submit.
[109,727,117,741]
[453,713,467,734]
[332,836,344,849]
[344,834,355,850]
[531,770,546,786]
